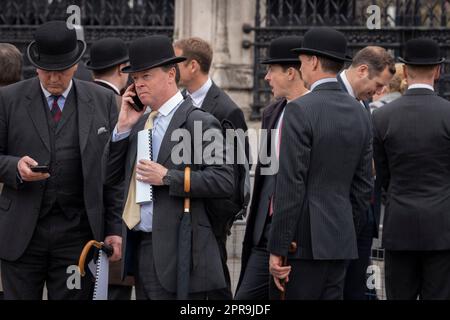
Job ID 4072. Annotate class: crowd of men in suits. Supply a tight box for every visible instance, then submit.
[0,20,449,300]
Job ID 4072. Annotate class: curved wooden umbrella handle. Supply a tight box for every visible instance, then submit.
[78,240,104,276]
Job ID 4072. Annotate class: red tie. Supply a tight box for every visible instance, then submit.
[269,117,284,216]
[50,95,62,123]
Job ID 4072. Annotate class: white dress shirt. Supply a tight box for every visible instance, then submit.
[188,77,213,108]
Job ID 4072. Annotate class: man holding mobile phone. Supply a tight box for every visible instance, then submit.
[0,21,123,300]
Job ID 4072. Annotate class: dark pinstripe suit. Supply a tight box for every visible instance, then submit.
[373,88,450,299]
[268,81,373,299]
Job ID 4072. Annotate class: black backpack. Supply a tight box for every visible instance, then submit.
[205,119,250,238]
[183,106,250,239]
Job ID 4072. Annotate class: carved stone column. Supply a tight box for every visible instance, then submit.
[174,0,256,117]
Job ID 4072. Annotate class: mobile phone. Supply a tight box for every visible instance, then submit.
[131,92,145,112]
[30,165,50,173]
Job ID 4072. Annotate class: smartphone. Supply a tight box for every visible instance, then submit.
[131,91,145,112]
[30,165,50,173]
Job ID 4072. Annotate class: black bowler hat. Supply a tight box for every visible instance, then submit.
[292,27,352,62]
[121,35,186,73]
[261,36,303,65]
[86,37,129,70]
[27,21,86,71]
[398,38,445,65]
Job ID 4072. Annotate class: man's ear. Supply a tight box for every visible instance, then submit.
[311,56,319,71]
[403,64,409,80]
[357,64,369,79]
[434,65,441,81]
[190,59,199,73]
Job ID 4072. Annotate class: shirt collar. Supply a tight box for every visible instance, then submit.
[94,79,121,95]
[40,80,73,99]
[189,77,213,107]
[310,77,338,91]
[155,91,184,117]
[408,84,434,91]
[339,70,356,98]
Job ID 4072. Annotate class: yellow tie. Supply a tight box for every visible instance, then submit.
[122,111,159,230]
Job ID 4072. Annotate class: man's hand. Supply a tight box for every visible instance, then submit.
[17,156,50,182]
[104,235,122,262]
[117,83,146,133]
[269,253,291,292]
[135,160,168,186]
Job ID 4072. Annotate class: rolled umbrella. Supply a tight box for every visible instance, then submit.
[78,240,113,300]
[279,241,297,300]
[177,166,192,300]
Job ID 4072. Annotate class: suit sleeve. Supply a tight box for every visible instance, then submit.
[349,116,373,235]
[372,112,390,192]
[103,93,125,237]
[168,111,234,199]
[0,89,21,189]
[267,103,312,257]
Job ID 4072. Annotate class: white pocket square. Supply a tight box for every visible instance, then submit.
[97,127,108,135]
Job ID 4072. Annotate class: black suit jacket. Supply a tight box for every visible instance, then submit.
[0,77,123,261]
[337,73,380,238]
[202,82,248,133]
[109,97,234,293]
[268,82,373,260]
[372,88,450,250]
[236,98,286,290]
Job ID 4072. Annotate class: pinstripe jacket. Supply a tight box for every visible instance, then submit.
[268,81,373,260]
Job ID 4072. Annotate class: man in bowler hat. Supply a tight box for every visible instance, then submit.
[87,37,133,300]
[173,37,249,299]
[235,36,308,300]
[268,27,373,299]
[372,38,450,299]
[108,35,234,299]
[0,21,123,299]
[87,37,130,101]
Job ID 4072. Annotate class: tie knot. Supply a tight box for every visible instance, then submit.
[149,110,159,120]
[50,95,61,102]
[145,110,159,130]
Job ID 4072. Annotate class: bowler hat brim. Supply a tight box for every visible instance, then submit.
[398,57,445,66]
[121,56,187,73]
[86,56,130,70]
[260,58,301,65]
[292,47,352,62]
[27,39,87,71]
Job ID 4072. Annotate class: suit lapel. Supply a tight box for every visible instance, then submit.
[25,78,51,152]
[266,99,286,131]
[201,83,219,114]
[157,100,191,165]
[74,80,94,154]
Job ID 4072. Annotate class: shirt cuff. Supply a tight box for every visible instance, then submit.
[112,126,131,142]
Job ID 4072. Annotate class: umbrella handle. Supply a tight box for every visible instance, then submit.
[78,240,113,276]
[184,166,191,213]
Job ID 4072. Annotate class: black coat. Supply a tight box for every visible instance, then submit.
[372,88,450,250]
[268,82,373,260]
[236,98,286,290]
[0,77,123,261]
[109,97,235,293]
